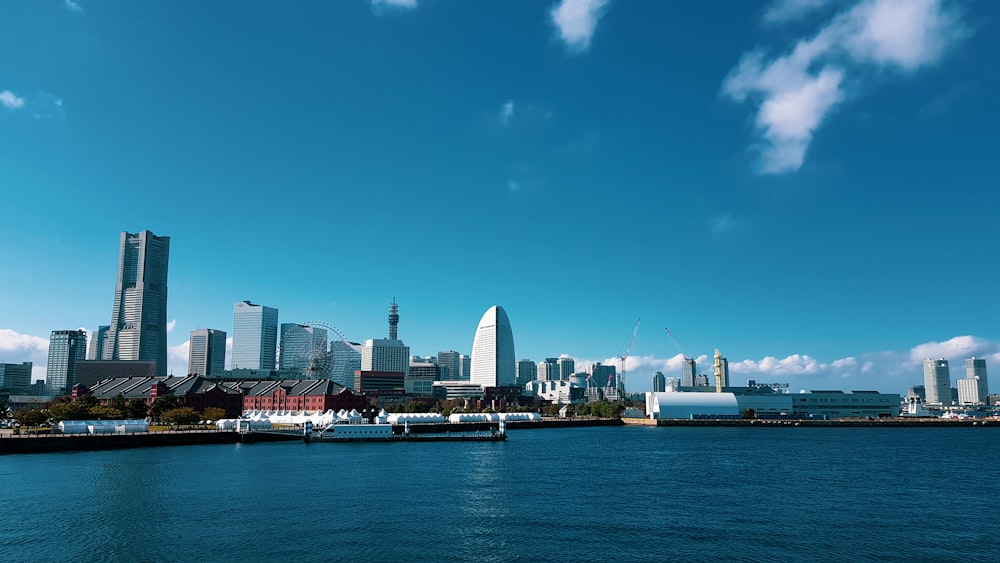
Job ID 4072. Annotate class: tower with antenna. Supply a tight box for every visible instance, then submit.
[388,298,399,340]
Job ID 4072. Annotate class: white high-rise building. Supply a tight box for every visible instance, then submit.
[361,339,410,376]
[105,230,170,375]
[923,358,951,405]
[86,325,109,361]
[188,328,226,376]
[232,301,278,370]
[958,357,989,405]
[470,305,515,388]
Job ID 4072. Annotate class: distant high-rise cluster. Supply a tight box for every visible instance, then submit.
[958,357,989,405]
[104,230,170,375]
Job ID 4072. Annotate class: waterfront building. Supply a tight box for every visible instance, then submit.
[406,361,440,397]
[923,358,951,405]
[470,305,516,388]
[47,329,88,395]
[432,381,487,400]
[104,230,170,375]
[681,358,697,387]
[232,301,278,370]
[188,329,226,377]
[85,375,244,418]
[652,371,666,393]
[86,325,109,361]
[354,370,405,396]
[235,379,365,412]
[279,324,328,375]
[645,389,900,420]
[524,380,585,404]
[328,340,362,389]
[74,360,156,388]
[0,362,32,394]
[516,359,537,387]
[538,358,559,381]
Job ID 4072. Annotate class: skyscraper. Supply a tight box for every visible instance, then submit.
[86,325,109,361]
[47,329,87,394]
[104,230,170,375]
[558,357,575,381]
[958,357,989,405]
[538,358,559,381]
[188,328,227,376]
[652,371,666,393]
[516,359,537,386]
[470,305,515,388]
[232,301,278,370]
[923,358,951,405]
[438,350,462,381]
[361,300,410,376]
[279,323,328,375]
[329,340,362,389]
[967,357,989,397]
[681,358,697,387]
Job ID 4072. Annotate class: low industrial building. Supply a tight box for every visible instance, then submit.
[524,380,586,405]
[81,376,244,418]
[646,389,901,419]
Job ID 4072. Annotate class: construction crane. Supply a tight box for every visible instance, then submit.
[664,327,691,361]
[612,317,641,399]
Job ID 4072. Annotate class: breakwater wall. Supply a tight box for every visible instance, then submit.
[0,430,298,455]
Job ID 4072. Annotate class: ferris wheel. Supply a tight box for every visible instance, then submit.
[279,320,352,380]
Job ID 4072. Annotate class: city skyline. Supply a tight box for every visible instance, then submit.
[2,1,1000,395]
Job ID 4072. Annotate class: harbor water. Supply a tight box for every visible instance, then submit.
[2,425,997,561]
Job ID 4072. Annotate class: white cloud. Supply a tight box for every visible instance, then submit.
[550,0,610,53]
[0,328,49,356]
[908,335,990,363]
[65,0,83,13]
[500,100,514,126]
[1,90,25,109]
[166,319,177,333]
[763,0,831,25]
[167,340,189,376]
[372,0,417,12]
[724,0,967,174]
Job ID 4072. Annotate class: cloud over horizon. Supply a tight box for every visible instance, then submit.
[724,0,968,174]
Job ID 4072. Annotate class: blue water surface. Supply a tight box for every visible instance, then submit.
[2,426,997,561]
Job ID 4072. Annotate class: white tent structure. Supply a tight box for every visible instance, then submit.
[386,412,446,425]
[58,419,149,434]
[645,392,740,419]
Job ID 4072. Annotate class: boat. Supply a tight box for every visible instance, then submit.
[308,419,507,443]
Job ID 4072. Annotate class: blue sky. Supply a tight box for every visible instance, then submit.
[2,0,998,395]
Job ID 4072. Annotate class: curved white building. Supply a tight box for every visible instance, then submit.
[470,305,516,387]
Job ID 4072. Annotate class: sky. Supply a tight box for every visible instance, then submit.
[1,0,998,395]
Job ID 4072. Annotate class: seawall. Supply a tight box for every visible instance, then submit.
[0,430,299,455]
